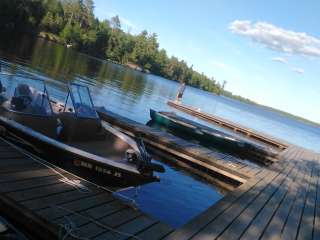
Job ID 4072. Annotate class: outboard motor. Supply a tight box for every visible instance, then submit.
[125,138,165,175]
[135,138,165,175]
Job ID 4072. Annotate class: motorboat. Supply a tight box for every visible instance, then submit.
[0,73,164,187]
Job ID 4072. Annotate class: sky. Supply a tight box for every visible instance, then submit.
[93,0,320,123]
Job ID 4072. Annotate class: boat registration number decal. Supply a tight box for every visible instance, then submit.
[73,160,122,178]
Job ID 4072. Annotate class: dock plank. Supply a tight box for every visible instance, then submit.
[93,215,158,240]
[0,174,59,193]
[0,161,43,173]
[37,193,114,220]
[54,202,129,227]
[313,156,320,240]
[217,160,297,240]
[0,168,56,183]
[133,222,173,240]
[297,160,319,240]
[280,161,313,239]
[239,158,303,240]
[61,207,142,239]
[21,188,101,211]
[7,182,76,201]
[164,168,273,240]
[260,159,308,239]
[165,146,320,240]
[190,159,294,240]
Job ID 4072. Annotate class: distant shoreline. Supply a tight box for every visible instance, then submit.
[37,33,320,127]
[38,32,148,73]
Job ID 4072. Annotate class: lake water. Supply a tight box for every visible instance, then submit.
[0,37,319,227]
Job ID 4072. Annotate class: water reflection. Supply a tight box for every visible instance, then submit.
[1,37,149,102]
[1,37,320,152]
[0,37,224,228]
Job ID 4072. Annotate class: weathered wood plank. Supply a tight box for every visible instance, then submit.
[60,208,142,239]
[54,202,128,227]
[218,159,297,240]
[239,157,302,240]
[260,153,310,240]
[0,174,60,193]
[0,161,42,174]
[7,182,76,201]
[84,200,126,220]
[21,188,100,211]
[0,168,56,183]
[297,158,319,240]
[191,159,294,240]
[313,156,320,240]
[37,193,114,221]
[280,160,314,239]
[93,216,157,240]
[133,222,173,240]
[164,167,273,240]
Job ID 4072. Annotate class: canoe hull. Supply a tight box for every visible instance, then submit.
[150,109,241,150]
[150,109,277,164]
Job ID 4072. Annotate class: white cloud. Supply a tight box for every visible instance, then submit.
[211,61,228,69]
[291,67,305,74]
[119,16,137,31]
[271,57,288,64]
[229,20,320,58]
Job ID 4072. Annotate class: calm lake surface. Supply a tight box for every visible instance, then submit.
[1,37,319,227]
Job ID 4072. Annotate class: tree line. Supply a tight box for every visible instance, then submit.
[0,0,231,95]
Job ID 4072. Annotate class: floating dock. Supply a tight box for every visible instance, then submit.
[97,108,267,190]
[97,108,320,239]
[167,100,288,150]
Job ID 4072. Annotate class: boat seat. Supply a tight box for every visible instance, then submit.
[58,112,105,142]
[11,84,34,111]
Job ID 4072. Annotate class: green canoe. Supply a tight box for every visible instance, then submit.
[149,109,278,164]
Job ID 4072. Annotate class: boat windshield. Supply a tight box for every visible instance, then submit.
[0,73,98,119]
[68,83,98,119]
[0,74,53,116]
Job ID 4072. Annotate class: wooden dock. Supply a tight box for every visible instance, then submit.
[97,108,320,239]
[0,138,173,240]
[0,110,319,239]
[167,100,288,150]
[97,108,267,190]
[164,145,320,240]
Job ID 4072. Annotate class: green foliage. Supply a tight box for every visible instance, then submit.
[1,0,243,97]
[0,0,45,35]
[60,23,81,46]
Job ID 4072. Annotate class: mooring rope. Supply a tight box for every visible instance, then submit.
[54,205,142,240]
[0,136,139,206]
[0,135,144,239]
[58,215,89,240]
